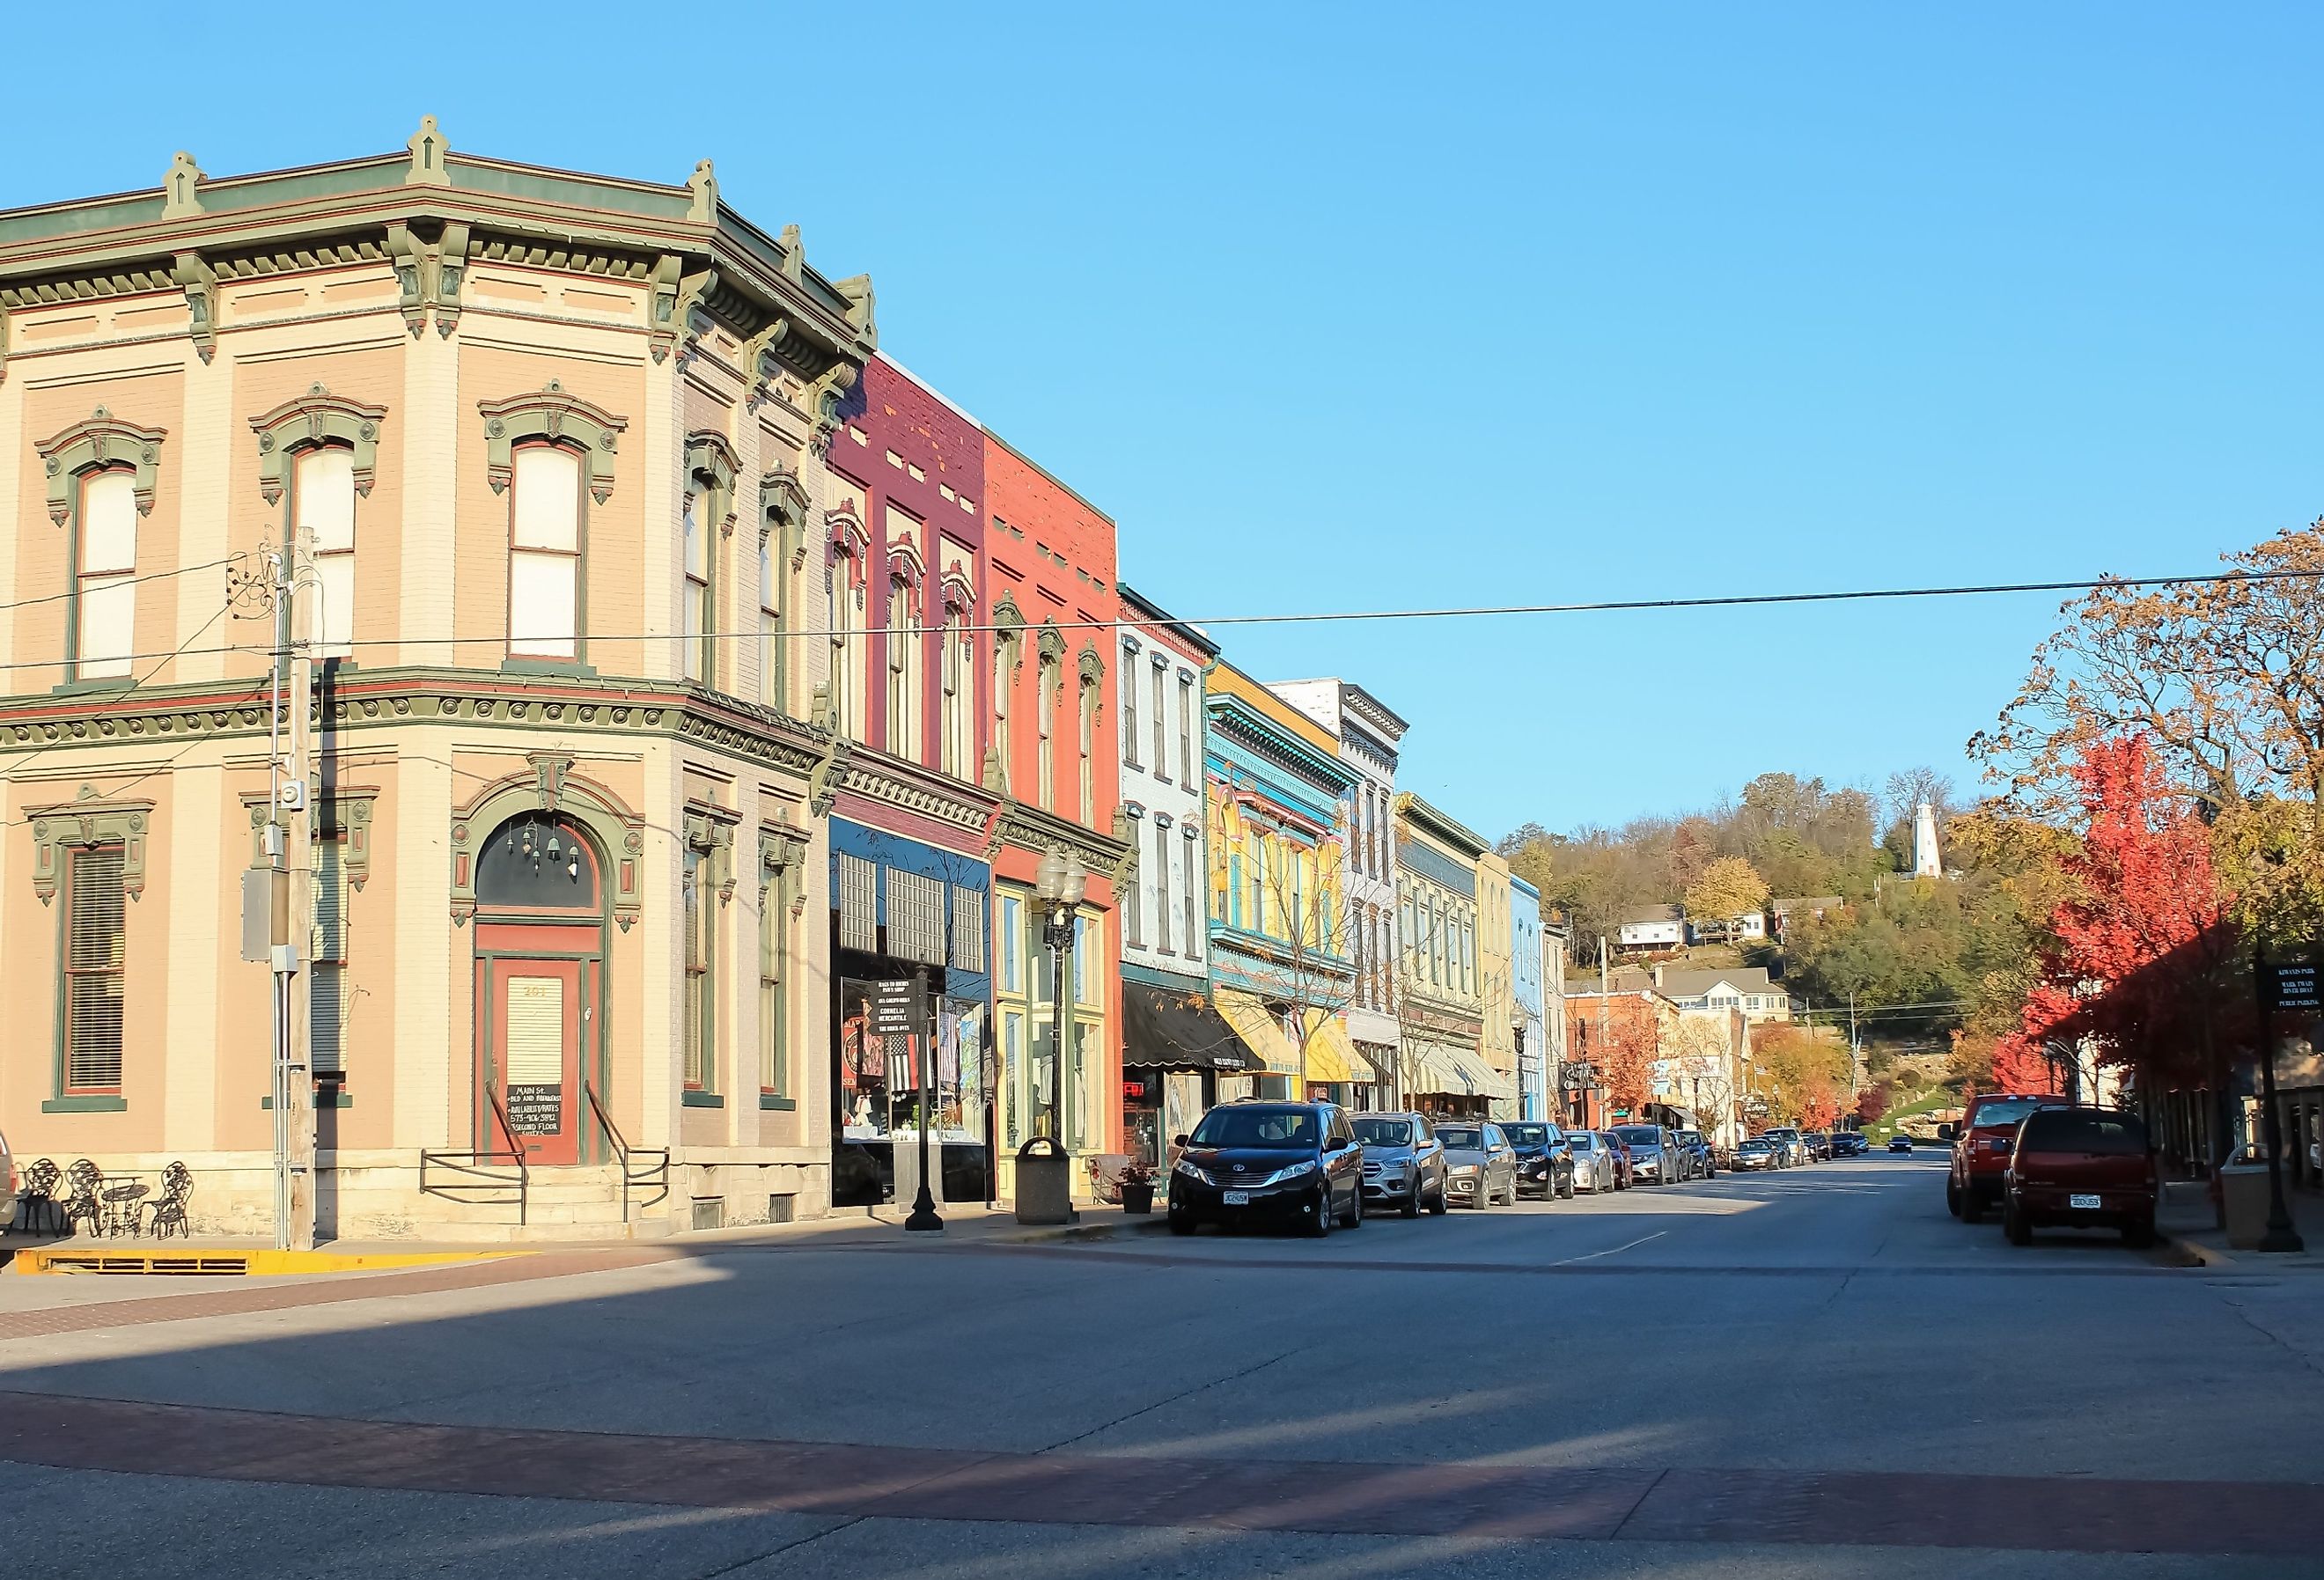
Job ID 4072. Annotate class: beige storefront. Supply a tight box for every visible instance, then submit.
[0,126,874,1239]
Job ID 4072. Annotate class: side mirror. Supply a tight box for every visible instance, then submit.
[1172,1135,1189,1150]
[1937,1123,1958,1143]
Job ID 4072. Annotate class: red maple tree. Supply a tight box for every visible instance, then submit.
[1854,1084,1892,1125]
[1998,736,2240,1092]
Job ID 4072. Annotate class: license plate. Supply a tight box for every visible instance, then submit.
[1222,1190,1250,1206]
[2070,1193,2101,1209]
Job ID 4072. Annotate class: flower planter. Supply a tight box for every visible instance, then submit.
[1120,1181,1156,1215]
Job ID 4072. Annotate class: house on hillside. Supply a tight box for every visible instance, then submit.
[1685,910,1768,945]
[1651,965,1794,1025]
[1617,905,1686,953]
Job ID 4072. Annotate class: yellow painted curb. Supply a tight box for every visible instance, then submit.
[8,1246,530,1277]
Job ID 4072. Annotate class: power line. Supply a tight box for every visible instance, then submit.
[0,562,2313,677]
[0,554,248,615]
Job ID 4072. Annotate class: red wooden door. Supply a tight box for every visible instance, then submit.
[479,954,585,1166]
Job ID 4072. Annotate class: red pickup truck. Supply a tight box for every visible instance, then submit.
[1944,1092,2069,1222]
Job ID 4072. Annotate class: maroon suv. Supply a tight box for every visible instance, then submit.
[2004,1106,2159,1247]
[1945,1093,2069,1222]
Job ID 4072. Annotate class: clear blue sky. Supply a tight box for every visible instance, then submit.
[17,4,2321,841]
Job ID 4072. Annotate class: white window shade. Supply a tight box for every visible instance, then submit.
[510,555,577,658]
[512,447,580,550]
[298,448,356,553]
[81,472,137,573]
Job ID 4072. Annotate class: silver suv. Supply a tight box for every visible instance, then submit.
[1612,1123,1680,1185]
[1354,1112,1448,1217]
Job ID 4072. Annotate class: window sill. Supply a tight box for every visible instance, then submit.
[43,1095,126,1113]
[51,676,135,696]
[500,657,599,679]
[759,1093,797,1111]
[683,1090,725,1108]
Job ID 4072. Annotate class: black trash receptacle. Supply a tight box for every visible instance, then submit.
[1014,1136,1076,1225]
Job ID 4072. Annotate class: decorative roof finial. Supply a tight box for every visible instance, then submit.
[161,151,205,219]
[407,115,450,187]
[687,159,718,224]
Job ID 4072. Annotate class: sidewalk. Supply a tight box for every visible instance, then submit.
[2,1201,1169,1277]
[2158,1178,2324,1271]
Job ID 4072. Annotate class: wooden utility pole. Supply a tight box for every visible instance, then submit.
[285,507,317,1252]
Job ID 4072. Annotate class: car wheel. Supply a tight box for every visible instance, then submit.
[1428,1180,1448,1216]
[1945,1178,1963,1218]
[1558,1173,1575,1201]
[1962,1187,1985,1224]
[2004,1199,2033,1246]
[1401,1187,1421,1219]
[1342,1184,1363,1230]
[1310,1186,1334,1238]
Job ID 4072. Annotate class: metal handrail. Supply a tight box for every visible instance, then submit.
[584,1081,671,1223]
[418,1085,529,1226]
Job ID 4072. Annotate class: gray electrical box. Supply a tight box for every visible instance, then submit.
[240,868,286,963]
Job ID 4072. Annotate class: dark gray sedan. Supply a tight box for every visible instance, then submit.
[1613,1124,1680,1185]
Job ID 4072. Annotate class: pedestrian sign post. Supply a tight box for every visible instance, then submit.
[2251,950,2315,1253]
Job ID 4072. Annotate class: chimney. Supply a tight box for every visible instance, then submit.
[1652,963,1664,988]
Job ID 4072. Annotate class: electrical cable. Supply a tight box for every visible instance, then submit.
[0,562,2314,675]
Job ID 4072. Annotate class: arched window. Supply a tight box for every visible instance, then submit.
[298,447,357,660]
[830,550,862,739]
[682,488,709,682]
[509,445,585,660]
[886,576,923,760]
[38,408,167,684]
[940,604,973,778]
[758,532,781,708]
[73,470,139,680]
[1076,654,1100,825]
[476,813,600,911]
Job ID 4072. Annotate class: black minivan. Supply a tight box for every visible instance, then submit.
[1168,1101,1365,1237]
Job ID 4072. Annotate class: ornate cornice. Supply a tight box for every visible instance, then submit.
[993,797,1130,883]
[0,668,827,779]
[840,744,996,836]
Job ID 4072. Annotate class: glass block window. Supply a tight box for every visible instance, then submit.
[837,853,878,953]
[889,869,945,966]
[950,884,987,973]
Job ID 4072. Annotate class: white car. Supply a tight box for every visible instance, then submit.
[1563,1129,1618,1193]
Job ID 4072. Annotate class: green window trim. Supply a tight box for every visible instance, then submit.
[41,1095,127,1113]
[683,1090,726,1108]
[760,1093,797,1112]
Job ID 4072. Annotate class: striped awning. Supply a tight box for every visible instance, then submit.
[1407,1041,1517,1103]
[1212,988,1302,1077]
[1298,1010,1363,1085]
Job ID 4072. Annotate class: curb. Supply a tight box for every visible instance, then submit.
[8,1246,529,1277]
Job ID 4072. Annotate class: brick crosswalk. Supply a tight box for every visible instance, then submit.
[0,1390,2307,1555]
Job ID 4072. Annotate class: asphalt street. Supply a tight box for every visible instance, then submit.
[0,1150,2316,1578]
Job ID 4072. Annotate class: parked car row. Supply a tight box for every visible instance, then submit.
[1941,1092,2159,1248]
[1166,1104,1724,1236]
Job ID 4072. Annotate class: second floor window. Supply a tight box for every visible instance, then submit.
[1077,672,1098,824]
[1152,819,1172,952]
[1122,647,1140,768]
[1151,665,1167,774]
[683,847,713,1091]
[509,445,583,660]
[1038,655,1059,809]
[940,614,973,779]
[830,556,862,740]
[1178,676,1195,783]
[759,533,781,708]
[298,447,357,661]
[681,492,710,683]
[73,470,138,680]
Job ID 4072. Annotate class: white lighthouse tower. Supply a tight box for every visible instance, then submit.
[1913,801,1943,879]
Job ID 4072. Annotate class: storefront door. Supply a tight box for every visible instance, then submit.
[476,951,590,1166]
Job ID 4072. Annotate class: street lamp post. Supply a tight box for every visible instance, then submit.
[1035,848,1088,1151]
[1511,1011,1528,1121]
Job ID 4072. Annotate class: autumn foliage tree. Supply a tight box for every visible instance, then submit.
[1995,736,2242,1096]
[1854,1083,1892,1125]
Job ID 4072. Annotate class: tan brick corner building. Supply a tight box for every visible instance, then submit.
[0,122,878,1238]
